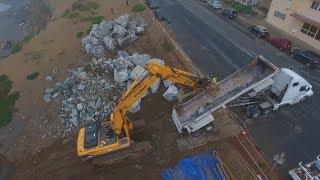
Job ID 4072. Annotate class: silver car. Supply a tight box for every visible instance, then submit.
[208,0,222,9]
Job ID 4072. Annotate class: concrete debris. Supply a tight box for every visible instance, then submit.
[163,80,173,88]
[46,76,53,81]
[43,51,166,138]
[128,53,151,67]
[150,78,161,94]
[115,14,130,27]
[117,51,129,58]
[129,98,141,113]
[206,126,213,131]
[130,65,147,80]
[43,94,52,102]
[163,85,178,101]
[82,14,148,57]
[114,66,129,83]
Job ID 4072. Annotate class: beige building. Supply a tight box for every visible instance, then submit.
[266,0,320,51]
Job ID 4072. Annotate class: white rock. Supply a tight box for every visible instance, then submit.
[129,98,141,113]
[163,85,178,101]
[52,93,60,99]
[115,14,130,27]
[113,24,127,37]
[70,109,78,117]
[77,72,87,80]
[150,78,161,94]
[129,65,147,80]
[43,94,52,102]
[103,36,116,51]
[114,66,129,83]
[77,103,84,111]
[163,80,173,88]
[45,88,54,94]
[206,126,213,131]
[46,76,53,81]
[69,117,78,127]
[78,84,86,91]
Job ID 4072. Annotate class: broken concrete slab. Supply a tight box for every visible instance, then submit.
[114,66,129,83]
[163,85,178,101]
[129,98,141,113]
[150,78,161,94]
[129,65,147,80]
[163,80,173,88]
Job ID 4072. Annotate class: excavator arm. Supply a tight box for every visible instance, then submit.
[111,61,205,138]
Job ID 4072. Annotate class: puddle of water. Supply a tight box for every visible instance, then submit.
[0,3,11,12]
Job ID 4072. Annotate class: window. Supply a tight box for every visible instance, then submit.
[274,10,286,20]
[311,1,320,10]
[293,82,299,87]
[301,23,320,39]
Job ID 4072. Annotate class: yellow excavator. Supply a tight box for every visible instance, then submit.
[77,61,211,166]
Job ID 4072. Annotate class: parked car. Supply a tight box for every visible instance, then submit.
[153,9,167,21]
[268,37,292,51]
[221,8,237,19]
[208,0,222,9]
[248,25,269,38]
[146,0,159,9]
[290,48,320,68]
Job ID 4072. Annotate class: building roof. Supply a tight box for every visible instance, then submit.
[291,12,320,27]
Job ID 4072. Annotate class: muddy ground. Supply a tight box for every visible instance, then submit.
[0,0,268,179]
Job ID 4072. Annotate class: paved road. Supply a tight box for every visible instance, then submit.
[159,0,320,177]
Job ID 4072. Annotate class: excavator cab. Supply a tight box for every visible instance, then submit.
[77,121,131,160]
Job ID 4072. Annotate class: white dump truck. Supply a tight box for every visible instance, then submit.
[289,155,320,180]
[172,56,313,133]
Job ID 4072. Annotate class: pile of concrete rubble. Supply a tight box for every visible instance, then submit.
[82,14,148,57]
[43,51,178,137]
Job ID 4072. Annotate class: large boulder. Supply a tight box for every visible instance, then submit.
[128,53,151,67]
[103,36,116,51]
[163,85,178,101]
[113,24,128,37]
[114,66,129,83]
[115,14,130,27]
[130,65,147,80]
[117,33,138,47]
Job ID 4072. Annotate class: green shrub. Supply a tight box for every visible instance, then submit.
[26,72,40,80]
[11,43,23,54]
[80,16,104,25]
[23,35,33,43]
[231,2,255,15]
[61,9,71,17]
[161,41,173,52]
[76,31,84,39]
[0,75,20,127]
[132,4,146,13]
[68,12,80,19]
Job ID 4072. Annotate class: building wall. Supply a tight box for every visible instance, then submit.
[266,0,320,51]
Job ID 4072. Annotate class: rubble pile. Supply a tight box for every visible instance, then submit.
[82,14,148,57]
[43,51,177,137]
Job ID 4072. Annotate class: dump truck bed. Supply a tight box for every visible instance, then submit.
[172,56,278,133]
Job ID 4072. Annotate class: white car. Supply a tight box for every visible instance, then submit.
[208,0,222,9]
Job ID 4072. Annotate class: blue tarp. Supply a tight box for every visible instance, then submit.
[161,152,223,180]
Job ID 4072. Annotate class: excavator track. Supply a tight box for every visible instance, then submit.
[92,141,152,166]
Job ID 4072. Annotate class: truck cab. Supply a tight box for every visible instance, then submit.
[267,68,313,109]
